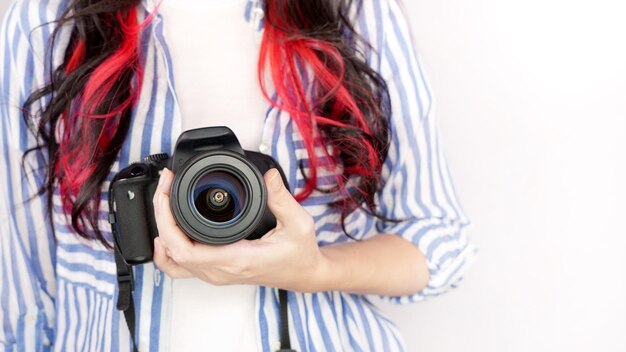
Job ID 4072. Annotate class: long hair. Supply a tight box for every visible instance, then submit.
[23,0,391,247]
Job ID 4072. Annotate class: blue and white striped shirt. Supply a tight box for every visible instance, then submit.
[0,0,477,350]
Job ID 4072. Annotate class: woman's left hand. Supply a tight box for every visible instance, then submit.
[152,168,329,292]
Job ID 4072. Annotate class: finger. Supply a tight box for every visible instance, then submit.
[155,167,173,197]
[264,169,311,229]
[153,237,193,278]
[190,237,253,266]
[153,168,195,255]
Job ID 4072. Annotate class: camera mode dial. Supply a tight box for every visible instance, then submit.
[144,153,169,163]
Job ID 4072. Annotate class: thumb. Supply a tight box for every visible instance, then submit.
[264,169,308,227]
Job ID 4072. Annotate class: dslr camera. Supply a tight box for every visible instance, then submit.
[109,126,287,265]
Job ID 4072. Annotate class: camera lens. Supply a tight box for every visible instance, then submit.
[170,150,267,245]
[192,171,247,223]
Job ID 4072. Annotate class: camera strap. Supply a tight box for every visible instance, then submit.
[113,240,139,352]
[112,243,295,352]
[278,288,296,352]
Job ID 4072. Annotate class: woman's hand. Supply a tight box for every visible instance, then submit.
[152,168,329,292]
[153,167,430,296]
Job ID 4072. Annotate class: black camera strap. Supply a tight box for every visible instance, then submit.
[109,179,140,352]
[278,288,296,352]
[112,241,295,351]
[113,239,139,352]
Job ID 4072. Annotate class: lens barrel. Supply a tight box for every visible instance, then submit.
[169,150,266,245]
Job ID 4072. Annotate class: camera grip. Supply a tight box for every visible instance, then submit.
[111,177,156,264]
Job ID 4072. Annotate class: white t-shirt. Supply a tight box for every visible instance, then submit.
[159,0,267,350]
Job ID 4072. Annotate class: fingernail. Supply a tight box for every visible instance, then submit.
[268,169,281,191]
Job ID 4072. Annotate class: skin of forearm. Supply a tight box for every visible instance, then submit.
[313,234,430,296]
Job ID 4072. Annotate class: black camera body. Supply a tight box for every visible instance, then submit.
[109,127,288,265]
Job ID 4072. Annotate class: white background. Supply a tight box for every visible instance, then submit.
[1,0,625,351]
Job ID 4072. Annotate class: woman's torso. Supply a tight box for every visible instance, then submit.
[46,0,405,351]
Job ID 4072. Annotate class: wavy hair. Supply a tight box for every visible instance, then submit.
[24,0,391,247]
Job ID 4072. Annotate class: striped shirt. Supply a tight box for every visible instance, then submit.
[0,0,477,351]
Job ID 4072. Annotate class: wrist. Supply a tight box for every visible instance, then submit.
[296,247,333,293]
[310,246,344,292]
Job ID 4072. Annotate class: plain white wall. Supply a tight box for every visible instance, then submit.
[1,1,624,351]
[381,1,626,352]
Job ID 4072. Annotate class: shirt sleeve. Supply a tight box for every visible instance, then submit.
[0,1,56,349]
[374,0,478,303]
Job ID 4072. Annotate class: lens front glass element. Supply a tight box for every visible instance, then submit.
[192,171,247,223]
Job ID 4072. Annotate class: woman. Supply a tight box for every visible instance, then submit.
[0,0,476,350]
